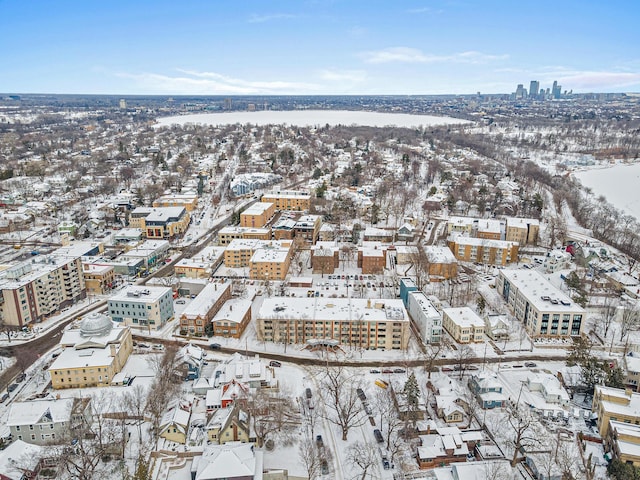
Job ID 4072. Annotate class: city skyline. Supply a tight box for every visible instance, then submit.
[1,0,639,96]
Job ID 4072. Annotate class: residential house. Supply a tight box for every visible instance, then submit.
[159,400,192,444]
[468,373,506,409]
[190,441,264,480]
[7,397,92,445]
[605,420,640,467]
[206,404,253,445]
[416,427,483,469]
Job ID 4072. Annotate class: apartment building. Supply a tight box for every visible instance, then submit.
[358,245,387,274]
[593,385,640,438]
[82,263,115,295]
[174,246,225,279]
[48,312,133,389]
[217,226,271,245]
[424,246,458,280]
[505,217,540,245]
[223,239,291,270]
[447,234,519,266]
[496,269,585,337]
[179,282,231,336]
[257,297,410,350]
[442,307,485,343]
[311,243,340,274]
[152,193,199,212]
[130,206,190,239]
[261,189,311,211]
[239,202,275,228]
[294,214,322,243]
[249,243,292,281]
[211,297,252,339]
[606,420,640,466]
[406,290,442,344]
[108,285,174,331]
[0,247,87,327]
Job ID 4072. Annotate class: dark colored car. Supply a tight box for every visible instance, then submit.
[269,360,282,367]
[209,343,221,350]
[393,368,406,374]
[356,388,367,401]
[305,387,312,399]
[7,383,18,392]
[16,373,26,382]
[525,362,537,368]
[316,434,323,448]
[374,429,384,443]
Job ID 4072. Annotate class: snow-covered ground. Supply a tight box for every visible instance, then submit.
[573,161,640,221]
[155,110,470,129]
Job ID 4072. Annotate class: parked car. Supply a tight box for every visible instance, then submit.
[16,373,26,382]
[524,362,537,368]
[305,388,312,399]
[393,368,406,374]
[356,388,367,401]
[269,360,282,368]
[316,434,323,448]
[7,383,18,392]
[374,429,384,443]
[321,460,329,474]
[369,369,381,374]
[209,343,221,350]
[1,393,9,403]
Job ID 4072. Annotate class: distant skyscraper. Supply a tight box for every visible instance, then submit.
[119,98,127,109]
[552,81,562,99]
[515,84,526,99]
[529,81,539,98]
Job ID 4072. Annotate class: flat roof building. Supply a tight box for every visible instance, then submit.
[108,285,174,331]
[496,269,585,337]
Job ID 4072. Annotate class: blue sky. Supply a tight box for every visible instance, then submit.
[1,0,639,95]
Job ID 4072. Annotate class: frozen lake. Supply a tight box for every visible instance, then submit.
[574,162,640,221]
[155,110,469,128]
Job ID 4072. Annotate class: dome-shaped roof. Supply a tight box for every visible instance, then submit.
[80,312,113,337]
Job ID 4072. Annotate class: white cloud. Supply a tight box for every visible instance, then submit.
[116,70,320,95]
[555,71,640,90]
[406,7,443,14]
[248,13,298,23]
[318,69,366,83]
[361,47,508,65]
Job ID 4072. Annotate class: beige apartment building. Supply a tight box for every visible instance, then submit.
[261,189,311,211]
[447,234,519,266]
[257,297,410,350]
[442,307,485,343]
[240,202,275,228]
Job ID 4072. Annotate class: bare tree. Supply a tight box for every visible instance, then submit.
[599,282,620,339]
[371,387,403,457]
[620,301,640,342]
[423,336,450,379]
[298,434,322,480]
[507,401,540,467]
[145,346,182,436]
[246,386,297,448]
[454,344,474,379]
[346,441,380,480]
[318,366,367,440]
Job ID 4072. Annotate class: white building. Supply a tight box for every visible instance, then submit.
[496,269,585,337]
[108,285,174,330]
[406,291,442,344]
[442,307,485,343]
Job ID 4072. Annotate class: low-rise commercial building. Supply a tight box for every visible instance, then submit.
[82,263,115,295]
[152,193,198,212]
[174,246,225,279]
[130,206,190,239]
